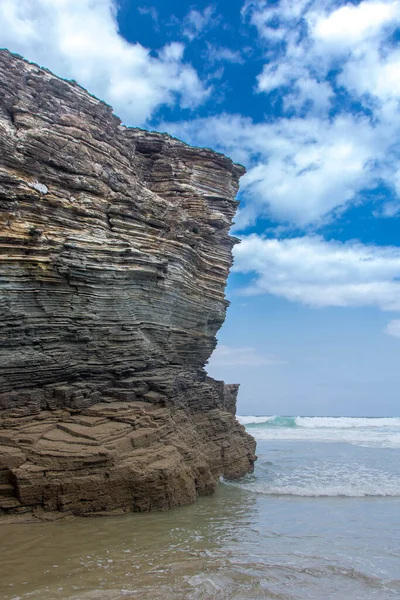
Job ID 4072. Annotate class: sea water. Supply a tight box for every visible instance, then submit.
[1,416,399,599]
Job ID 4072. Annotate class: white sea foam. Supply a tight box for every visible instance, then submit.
[237,415,400,428]
[237,415,276,425]
[236,482,400,497]
[249,428,400,448]
[296,416,400,428]
[230,459,400,497]
[237,415,400,448]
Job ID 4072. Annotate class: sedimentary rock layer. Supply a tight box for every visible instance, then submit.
[0,50,256,518]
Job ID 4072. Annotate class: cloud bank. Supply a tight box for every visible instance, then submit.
[167,0,400,228]
[233,235,400,311]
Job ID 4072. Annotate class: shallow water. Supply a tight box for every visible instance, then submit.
[1,417,400,599]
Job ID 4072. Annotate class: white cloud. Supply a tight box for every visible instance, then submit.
[138,6,158,23]
[163,113,383,228]
[377,201,400,217]
[163,0,400,228]
[340,48,400,105]
[312,1,400,46]
[284,77,334,115]
[243,0,311,41]
[233,235,400,311]
[182,6,218,41]
[384,319,400,336]
[257,60,334,115]
[208,345,284,367]
[0,0,209,125]
[247,0,400,116]
[257,63,294,92]
[205,43,244,64]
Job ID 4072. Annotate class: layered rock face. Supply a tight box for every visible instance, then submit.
[0,50,256,518]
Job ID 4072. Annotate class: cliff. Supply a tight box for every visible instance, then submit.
[0,50,255,518]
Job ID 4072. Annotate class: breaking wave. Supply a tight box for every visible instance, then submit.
[238,415,400,428]
[233,481,400,497]
[236,415,400,448]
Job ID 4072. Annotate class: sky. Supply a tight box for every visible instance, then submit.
[1,0,400,416]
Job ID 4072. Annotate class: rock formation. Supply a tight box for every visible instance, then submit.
[0,50,256,518]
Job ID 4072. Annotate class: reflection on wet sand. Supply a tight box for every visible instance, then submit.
[1,485,264,600]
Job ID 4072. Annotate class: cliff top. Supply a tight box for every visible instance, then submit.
[0,48,245,179]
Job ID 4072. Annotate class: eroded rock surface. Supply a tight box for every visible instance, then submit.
[0,50,256,518]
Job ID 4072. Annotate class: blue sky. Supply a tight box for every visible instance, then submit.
[2,0,400,416]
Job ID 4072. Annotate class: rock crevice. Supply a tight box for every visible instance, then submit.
[0,50,256,518]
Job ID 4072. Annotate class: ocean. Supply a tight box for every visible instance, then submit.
[1,416,399,599]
